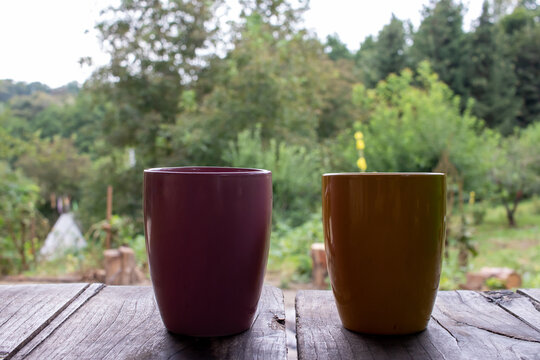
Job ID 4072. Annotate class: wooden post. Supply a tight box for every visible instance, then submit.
[311,243,328,289]
[103,249,122,285]
[119,246,136,285]
[105,185,113,249]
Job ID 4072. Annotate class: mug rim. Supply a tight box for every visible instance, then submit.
[144,166,271,176]
[323,172,444,177]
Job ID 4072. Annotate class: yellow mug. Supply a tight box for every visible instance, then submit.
[322,173,446,334]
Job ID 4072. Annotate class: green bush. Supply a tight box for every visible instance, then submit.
[223,126,323,226]
[334,62,498,194]
[268,212,324,284]
[85,215,147,268]
[471,203,488,225]
[0,162,49,274]
[531,195,540,215]
[439,249,467,290]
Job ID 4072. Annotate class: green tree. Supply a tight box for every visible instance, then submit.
[0,110,30,165]
[0,163,48,274]
[500,3,540,128]
[325,34,353,61]
[92,0,222,165]
[77,147,142,230]
[0,80,50,103]
[374,15,408,82]
[337,62,497,193]
[490,122,540,226]
[355,35,379,87]
[355,15,408,88]
[223,126,322,226]
[467,0,519,134]
[161,12,357,165]
[30,91,105,153]
[16,137,91,204]
[411,0,469,99]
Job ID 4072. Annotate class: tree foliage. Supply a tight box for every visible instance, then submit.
[490,122,540,226]
[340,62,497,192]
[500,3,540,128]
[467,0,519,134]
[0,163,48,274]
[411,0,469,99]
[92,0,222,165]
[223,126,322,226]
[16,137,91,200]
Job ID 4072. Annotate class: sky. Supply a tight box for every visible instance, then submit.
[0,0,484,88]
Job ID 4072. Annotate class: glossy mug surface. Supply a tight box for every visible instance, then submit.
[322,173,446,335]
[144,167,272,336]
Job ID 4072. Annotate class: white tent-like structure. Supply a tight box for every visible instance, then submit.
[40,213,86,260]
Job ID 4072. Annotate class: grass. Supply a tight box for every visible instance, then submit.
[469,199,540,288]
[441,199,540,289]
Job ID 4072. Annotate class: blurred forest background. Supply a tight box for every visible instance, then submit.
[1,0,539,289]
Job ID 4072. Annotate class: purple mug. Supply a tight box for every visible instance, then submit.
[143,167,272,336]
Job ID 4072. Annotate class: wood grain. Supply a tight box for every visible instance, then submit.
[519,288,540,303]
[482,290,540,333]
[433,290,540,359]
[0,283,90,359]
[16,284,286,360]
[11,283,105,360]
[295,290,461,360]
[296,290,540,360]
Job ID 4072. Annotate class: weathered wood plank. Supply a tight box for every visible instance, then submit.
[432,290,540,359]
[11,283,105,359]
[295,290,461,360]
[519,289,540,303]
[18,284,286,359]
[482,290,540,333]
[0,283,90,359]
[296,290,540,360]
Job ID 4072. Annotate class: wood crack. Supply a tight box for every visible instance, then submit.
[480,292,540,334]
[5,284,94,360]
[272,313,285,329]
[431,315,460,346]
[450,316,540,343]
[517,290,540,311]
[10,283,106,360]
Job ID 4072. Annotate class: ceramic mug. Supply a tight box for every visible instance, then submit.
[322,172,446,334]
[144,167,272,336]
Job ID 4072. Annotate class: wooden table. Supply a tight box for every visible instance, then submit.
[296,289,540,360]
[2,284,540,359]
[0,283,286,360]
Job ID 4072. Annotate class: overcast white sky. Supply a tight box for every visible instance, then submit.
[0,0,484,88]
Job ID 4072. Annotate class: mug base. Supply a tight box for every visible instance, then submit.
[164,315,256,338]
[342,323,428,336]
[166,325,251,337]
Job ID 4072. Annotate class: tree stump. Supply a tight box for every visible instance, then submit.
[104,246,139,285]
[119,246,136,285]
[463,267,522,290]
[104,249,122,285]
[311,243,328,289]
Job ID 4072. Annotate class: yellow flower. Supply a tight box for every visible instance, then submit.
[469,191,475,205]
[354,131,364,140]
[356,139,365,150]
[357,157,367,171]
